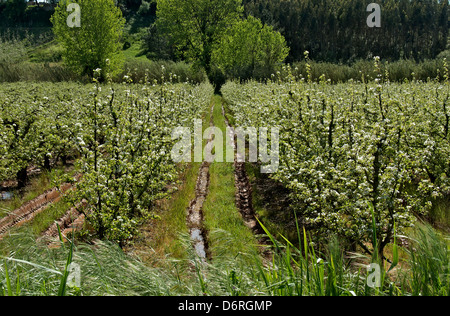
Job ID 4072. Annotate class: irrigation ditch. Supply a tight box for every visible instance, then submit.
[186,101,215,262]
[221,100,271,251]
[186,97,270,262]
[0,181,73,239]
[0,174,84,242]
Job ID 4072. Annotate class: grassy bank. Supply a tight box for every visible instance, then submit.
[201,96,259,259]
[1,219,448,296]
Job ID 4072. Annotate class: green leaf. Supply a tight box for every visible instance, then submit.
[388,222,399,273]
[57,222,64,244]
[58,231,75,296]
[256,217,280,252]
[369,202,378,262]
[3,259,13,297]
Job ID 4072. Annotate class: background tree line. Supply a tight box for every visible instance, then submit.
[145,0,450,64]
[242,0,449,63]
[1,0,449,82]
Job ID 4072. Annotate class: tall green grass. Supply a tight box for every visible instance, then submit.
[0,35,28,65]
[0,32,75,82]
[0,33,207,84]
[0,221,448,296]
[407,224,450,296]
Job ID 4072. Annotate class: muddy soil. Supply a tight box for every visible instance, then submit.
[185,104,216,261]
[187,160,212,261]
[221,103,269,245]
[41,201,87,243]
[0,183,73,239]
[0,175,81,239]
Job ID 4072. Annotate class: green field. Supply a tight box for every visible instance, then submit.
[0,0,449,298]
[0,75,449,296]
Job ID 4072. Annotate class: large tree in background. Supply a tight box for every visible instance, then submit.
[117,0,143,17]
[51,0,125,80]
[156,0,243,89]
[213,15,289,79]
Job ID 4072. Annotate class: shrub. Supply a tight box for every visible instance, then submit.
[118,59,207,84]
[51,0,126,80]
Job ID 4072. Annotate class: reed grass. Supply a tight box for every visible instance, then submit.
[0,220,448,296]
[407,224,450,296]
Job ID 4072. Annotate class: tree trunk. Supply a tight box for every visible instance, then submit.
[44,155,51,171]
[207,67,226,95]
[17,166,28,189]
[61,154,68,166]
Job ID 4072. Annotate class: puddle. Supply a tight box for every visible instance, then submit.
[186,105,216,262]
[190,228,207,259]
[1,192,14,200]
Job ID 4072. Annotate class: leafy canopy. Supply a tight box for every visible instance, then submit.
[156,0,243,74]
[51,0,125,80]
[213,15,289,79]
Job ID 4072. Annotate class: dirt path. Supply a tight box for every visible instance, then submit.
[187,161,211,261]
[0,182,73,239]
[221,101,268,243]
[40,201,86,244]
[186,101,216,261]
[0,175,82,240]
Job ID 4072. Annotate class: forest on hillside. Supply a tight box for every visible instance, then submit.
[1,0,448,63]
